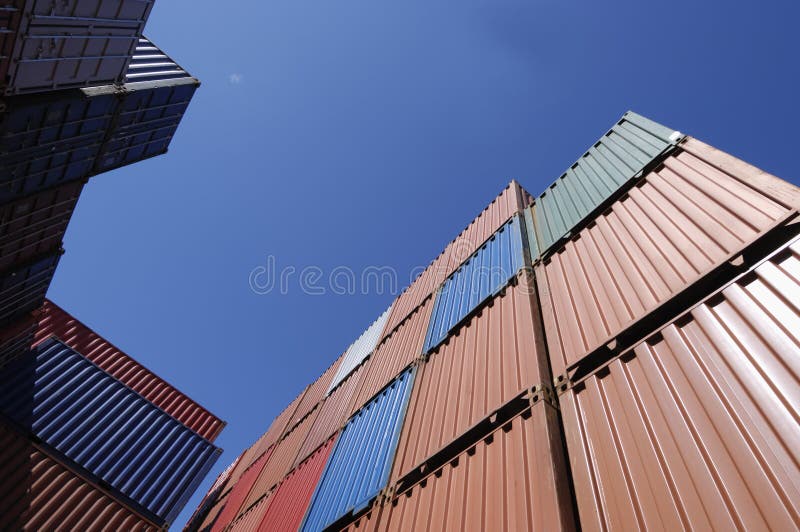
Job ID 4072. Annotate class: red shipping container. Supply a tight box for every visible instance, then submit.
[210,447,275,532]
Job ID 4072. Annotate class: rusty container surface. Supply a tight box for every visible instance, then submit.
[239,407,321,515]
[295,362,365,467]
[258,436,337,531]
[561,233,800,531]
[0,420,158,531]
[350,295,433,414]
[34,299,225,441]
[210,448,275,532]
[383,181,530,337]
[390,271,549,483]
[287,352,344,430]
[538,137,800,378]
[381,405,575,532]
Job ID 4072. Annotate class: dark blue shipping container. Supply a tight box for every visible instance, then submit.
[301,367,416,531]
[0,249,61,327]
[423,215,525,352]
[0,338,221,525]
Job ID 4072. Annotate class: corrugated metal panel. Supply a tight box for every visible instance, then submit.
[0,181,82,272]
[0,0,154,95]
[34,299,226,441]
[383,181,531,336]
[538,137,800,377]
[0,420,157,531]
[326,304,393,395]
[423,215,525,353]
[0,248,60,326]
[196,488,231,532]
[124,38,195,85]
[302,368,416,531]
[0,338,221,525]
[350,295,433,415]
[533,111,682,254]
[259,436,337,532]
[391,272,549,482]
[240,407,320,515]
[229,492,273,532]
[561,234,800,531]
[185,456,241,532]
[210,448,274,532]
[0,312,37,368]
[296,362,365,466]
[288,352,344,430]
[380,406,575,531]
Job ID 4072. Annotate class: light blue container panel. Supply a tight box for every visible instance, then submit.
[301,367,415,531]
[533,111,683,255]
[0,338,221,526]
[423,216,525,352]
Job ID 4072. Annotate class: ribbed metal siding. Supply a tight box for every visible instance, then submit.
[289,352,344,430]
[34,299,226,442]
[0,338,221,525]
[0,313,37,369]
[302,368,416,531]
[0,249,61,326]
[124,38,195,85]
[0,420,157,531]
[561,234,800,531]
[229,492,273,532]
[533,111,681,255]
[0,0,154,95]
[537,137,800,377]
[326,304,393,395]
[210,448,274,532]
[423,216,525,353]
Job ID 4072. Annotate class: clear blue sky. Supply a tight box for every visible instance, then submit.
[47,1,799,528]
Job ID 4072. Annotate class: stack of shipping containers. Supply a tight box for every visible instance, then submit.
[0,1,222,529]
[190,111,800,531]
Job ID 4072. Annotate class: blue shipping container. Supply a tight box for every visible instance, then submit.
[0,338,221,525]
[301,367,416,531]
[0,249,61,326]
[423,216,525,352]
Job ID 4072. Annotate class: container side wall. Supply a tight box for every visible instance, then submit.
[327,305,393,394]
[289,352,344,429]
[210,448,274,532]
[0,249,60,327]
[229,491,273,532]
[0,312,37,369]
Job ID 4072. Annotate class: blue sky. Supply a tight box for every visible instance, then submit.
[46,0,799,528]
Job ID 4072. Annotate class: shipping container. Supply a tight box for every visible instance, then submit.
[34,299,225,441]
[296,361,365,467]
[326,304,392,395]
[381,405,575,532]
[0,337,221,526]
[383,181,530,336]
[349,294,433,418]
[195,487,232,532]
[90,38,199,174]
[532,111,683,256]
[229,492,273,532]
[239,406,320,517]
[0,311,36,368]
[391,271,550,483]
[0,181,82,272]
[210,447,275,532]
[288,352,344,430]
[0,0,154,95]
[258,436,337,531]
[185,456,241,532]
[0,247,60,326]
[560,232,800,531]
[0,419,158,531]
[423,215,525,353]
[301,368,415,532]
[537,137,800,378]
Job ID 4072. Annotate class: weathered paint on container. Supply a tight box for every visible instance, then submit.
[289,352,344,430]
[391,272,549,482]
[538,137,800,378]
[34,299,225,441]
[561,234,800,531]
[381,406,576,532]
[240,406,321,515]
[532,111,682,255]
[0,248,61,326]
[295,362,365,467]
[210,448,274,532]
[0,0,154,95]
[0,420,157,531]
[0,338,221,525]
[383,181,531,336]
[0,312,37,368]
[0,181,82,272]
[423,215,525,353]
[301,368,415,532]
[350,295,433,415]
[258,436,337,531]
[326,304,393,395]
